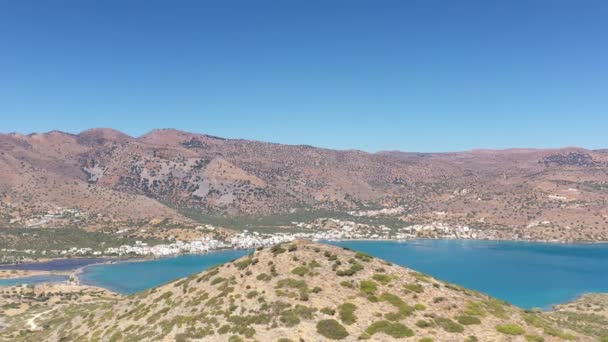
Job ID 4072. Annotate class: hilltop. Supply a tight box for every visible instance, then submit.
[0,128,607,242]
[1,240,597,341]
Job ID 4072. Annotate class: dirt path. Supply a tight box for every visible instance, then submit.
[26,307,58,330]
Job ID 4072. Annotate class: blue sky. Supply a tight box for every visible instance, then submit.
[0,0,606,152]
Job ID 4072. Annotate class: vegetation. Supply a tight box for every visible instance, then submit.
[291,266,309,276]
[361,320,414,339]
[434,317,465,333]
[380,292,414,321]
[338,303,357,325]
[456,315,481,325]
[496,323,525,335]
[360,280,378,295]
[316,319,349,340]
[403,283,424,293]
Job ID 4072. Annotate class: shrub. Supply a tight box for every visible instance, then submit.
[456,315,481,325]
[465,337,478,342]
[321,307,336,316]
[484,299,510,319]
[464,301,486,317]
[340,281,354,288]
[309,260,321,268]
[543,327,576,340]
[355,251,373,262]
[380,293,414,320]
[415,320,434,328]
[234,258,252,270]
[360,280,377,295]
[434,317,464,333]
[256,273,271,281]
[403,283,424,293]
[414,303,426,311]
[372,274,392,284]
[337,262,364,276]
[338,303,357,325]
[367,295,379,303]
[496,323,525,335]
[433,296,446,303]
[419,338,434,342]
[316,319,349,340]
[210,277,226,285]
[525,335,545,342]
[271,245,286,255]
[364,320,414,338]
[291,266,309,276]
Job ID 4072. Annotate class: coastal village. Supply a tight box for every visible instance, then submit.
[0,218,500,260]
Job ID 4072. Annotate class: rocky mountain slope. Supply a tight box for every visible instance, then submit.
[1,129,607,240]
[1,240,597,341]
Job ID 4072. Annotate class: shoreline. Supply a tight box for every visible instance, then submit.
[0,239,605,314]
[4,236,608,271]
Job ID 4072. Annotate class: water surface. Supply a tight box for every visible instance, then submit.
[80,250,249,294]
[0,258,109,271]
[0,274,68,286]
[75,240,608,309]
[330,239,608,309]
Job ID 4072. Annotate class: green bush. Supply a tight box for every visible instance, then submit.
[419,338,434,342]
[321,307,336,316]
[256,273,271,281]
[464,301,486,317]
[403,283,424,293]
[372,273,392,284]
[355,251,373,262]
[360,280,378,295]
[434,317,464,333]
[271,245,286,255]
[414,303,426,310]
[234,258,252,270]
[456,315,481,325]
[364,320,414,338]
[291,266,309,276]
[340,281,354,289]
[337,262,364,276]
[415,320,434,328]
[380,293,414,320]
[524,335,545,342]
[316,319,349,340]
[496,323,525,335]
[338,303,357,325]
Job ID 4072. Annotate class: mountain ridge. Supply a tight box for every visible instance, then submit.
[1,128,607,242]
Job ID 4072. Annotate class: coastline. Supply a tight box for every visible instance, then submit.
[3,238,607,312]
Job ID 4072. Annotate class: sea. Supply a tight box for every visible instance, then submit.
[4,240,608,309]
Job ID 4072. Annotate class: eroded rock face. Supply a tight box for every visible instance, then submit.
[3,240,589,341]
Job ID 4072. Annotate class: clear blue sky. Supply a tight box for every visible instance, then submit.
[0,0,606,152]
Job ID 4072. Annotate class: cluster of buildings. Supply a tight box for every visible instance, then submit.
[394,222,483,240]
[347,206,408,217]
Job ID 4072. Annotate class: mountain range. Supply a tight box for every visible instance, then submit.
[1,128,607,240]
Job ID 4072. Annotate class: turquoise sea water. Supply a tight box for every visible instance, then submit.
[80,249,249,294]
[0,274,68,286]
[330,240,608,309]
[72,240,608,309]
